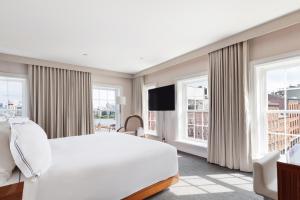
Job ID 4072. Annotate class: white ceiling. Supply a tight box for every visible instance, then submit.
[0,0,299,74]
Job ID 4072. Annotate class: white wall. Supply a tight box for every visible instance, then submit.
[249,23,300,61]
[0,60,27,75]
[144,55,209,157]
[145,55,209,86]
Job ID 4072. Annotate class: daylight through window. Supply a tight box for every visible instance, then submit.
[0,76,26,118]
[93,87,119,132]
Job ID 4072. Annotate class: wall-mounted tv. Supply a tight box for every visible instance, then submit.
[148,84,175,111]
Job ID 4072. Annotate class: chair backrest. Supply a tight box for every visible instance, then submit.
[124,115,144,132]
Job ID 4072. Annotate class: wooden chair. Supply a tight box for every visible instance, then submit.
[117,115,144,136]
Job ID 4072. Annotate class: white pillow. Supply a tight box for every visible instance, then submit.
[10,120,52,179]
[0,121,16,184]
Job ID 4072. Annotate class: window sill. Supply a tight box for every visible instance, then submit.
[175,139,207,148]
[145,131,158,136]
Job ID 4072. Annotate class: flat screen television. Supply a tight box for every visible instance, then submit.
[148,85,175,111]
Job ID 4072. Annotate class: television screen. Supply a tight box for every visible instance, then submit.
[148,85,175,111]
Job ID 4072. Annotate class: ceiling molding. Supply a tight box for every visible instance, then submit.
[0,53,134,79]
[135,10,300,77]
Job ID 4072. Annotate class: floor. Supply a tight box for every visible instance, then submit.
[149,152,263,200]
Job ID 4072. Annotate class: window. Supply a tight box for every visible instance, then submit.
[148,111,156,133]
[178,76,209,143]
[256,56,300,154]
[93,87,120,132]
[0,76,27,118]
[143,84,157,135]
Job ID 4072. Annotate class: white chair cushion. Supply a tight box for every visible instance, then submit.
[10,120,52,179]
[136,127,145,137]
[0,121,15,184]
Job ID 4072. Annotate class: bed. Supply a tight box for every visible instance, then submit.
[17,133,178,200]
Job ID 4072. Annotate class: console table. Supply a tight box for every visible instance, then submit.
[277,161,300,200]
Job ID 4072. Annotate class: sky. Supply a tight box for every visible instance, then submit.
[267,66,300,93]
[93,88,116,109]
[0,78,23,106]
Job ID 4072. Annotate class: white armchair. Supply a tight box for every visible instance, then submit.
[253,151,280,200]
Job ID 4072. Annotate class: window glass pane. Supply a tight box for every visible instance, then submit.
[107,90,115,100]
[267,113,285,135]
[93,89,99,100]
[0,81,6,94]
[7,81,22,96]
[267,69,285,110]
[262,59,300,154]
[203,127,208,140]
[93,108,101,119]
[286,67,300,89]
[93,88,118,132]
[0,97,8,107]
[195,112,202,125]
[99,90,107,99]
[0,78,25,117]
[188,99,195,110]
[203,112,209,126]
[106,100,116,111]
[195,100,203,110]
[183,76,209,142]
[187,112,194,124]
[287,89,300,110]
[268,133,285,153]
[149,121,156,131]
[195,126,203,139]
[287,135,300,153]
[286,112,300,135]
[99,100,107,108]
[267,109,300,154]
[148,111,151,120]
[204,100,209,110]
[188,125,194,138]
[93,100,100,109]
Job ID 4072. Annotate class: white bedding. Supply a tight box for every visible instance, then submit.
[22,133,178,200]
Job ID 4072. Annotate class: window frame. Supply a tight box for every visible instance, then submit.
[0,74,28,118]
[92,85,121,130]
[143,84,157,135]
[177,75,209,144]
[255,56,300,155]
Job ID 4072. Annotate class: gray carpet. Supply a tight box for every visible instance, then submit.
[149,152,263,200]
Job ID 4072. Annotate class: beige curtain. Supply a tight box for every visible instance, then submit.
[207,41,252,172]
[132,76,144,116]
[28,65,94,139]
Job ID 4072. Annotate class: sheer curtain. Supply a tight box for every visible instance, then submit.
[28,65,94,139]
[132,76,144,116]
[207,41,252,172]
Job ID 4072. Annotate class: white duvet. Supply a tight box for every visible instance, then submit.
[22,133,178,200]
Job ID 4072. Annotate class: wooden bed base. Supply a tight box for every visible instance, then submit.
[0,182,24,200]
[123,174,179,200]
[0,175,178,200]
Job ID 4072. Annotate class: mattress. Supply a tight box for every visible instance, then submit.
[22,133,178,200]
